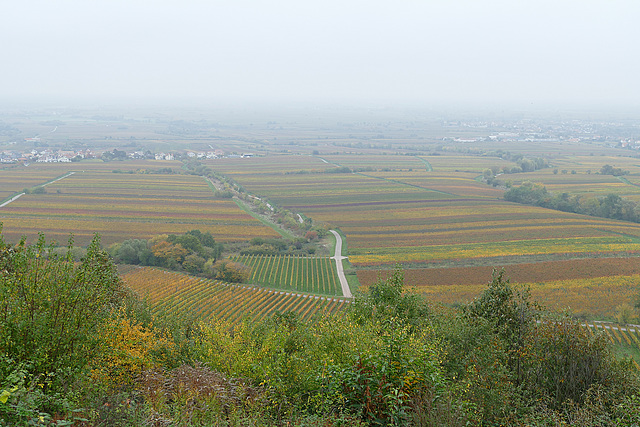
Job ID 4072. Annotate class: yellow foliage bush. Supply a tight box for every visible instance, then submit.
[90,312,174,390]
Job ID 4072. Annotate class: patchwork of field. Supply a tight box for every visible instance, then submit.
[0,167,74,202]
[207,155,331,176]
[229,254,342,296]
[359,257,640,318]
[419,155,518,173]
[504,156,640,197]
[394,272,639,320]
[122,267,348,324]
[214,155,640,268]
[225,169,452,209]
[3,151,640,322]
[317,154,431,171]
[358,257,640,288]
[366,171,504,198]
[0,170,279,246]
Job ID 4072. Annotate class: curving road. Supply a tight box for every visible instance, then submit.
[330,230,352,298]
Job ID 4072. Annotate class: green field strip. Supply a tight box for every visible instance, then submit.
[355,171,458,197]
[247,255,264,281]
[319,258,326,293]
[259,256,272,282]
[270,256,282,283]
[329,261,339,294]
[416,157,433,172]
[616,176,638,188]
[233,198,295,239]
[291,256,299,288]
[276,256,288,286]
[253,255,266,281]
[247,255,262,281]
[236,255,338,295]
[307,257,314,291]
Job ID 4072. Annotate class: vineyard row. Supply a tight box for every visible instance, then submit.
[123,267,350,326]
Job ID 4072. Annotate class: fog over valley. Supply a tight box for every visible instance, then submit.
[2,0,639,110]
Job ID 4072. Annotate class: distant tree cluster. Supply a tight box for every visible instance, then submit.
[504,181,640,222]
[182,160,245,198]
[325,166,353,173]
[22,186,46,195]
[240,233,323,257]
[600,164,629,176]
[101,148,128,161]
[483,156,549,187]
[109,230,224,276]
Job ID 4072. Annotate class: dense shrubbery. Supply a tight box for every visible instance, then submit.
[240,236,323,257]
[108,229,223,275]
[1,232,639,426]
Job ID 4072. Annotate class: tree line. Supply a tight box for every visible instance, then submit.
[106,230,251,282]
[504,181,640,222]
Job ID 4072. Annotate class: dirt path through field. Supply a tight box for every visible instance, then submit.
[330,230,352,298]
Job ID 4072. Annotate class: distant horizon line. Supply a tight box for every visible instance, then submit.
[1,96,639,116]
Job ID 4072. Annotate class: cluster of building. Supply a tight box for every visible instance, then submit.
[184,149,225,160]
[0,149,94,164]
[0,147,251,164]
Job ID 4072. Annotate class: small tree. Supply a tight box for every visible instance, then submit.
[520,317,618,409]
[208,260,249,283]
[350,266,429,330]
[465,269,540,383]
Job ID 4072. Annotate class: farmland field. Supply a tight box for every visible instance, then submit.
[358,257,640,288]
[0,170,279,245]
[397,273,639,319]
[3,114,640,324]
[229,254,342,296]
[210,155,640,270]
[122,266,349,323]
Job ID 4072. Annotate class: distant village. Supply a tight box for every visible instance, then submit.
[0,143,255,164]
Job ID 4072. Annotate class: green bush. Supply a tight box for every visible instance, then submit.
[0,229,126,421]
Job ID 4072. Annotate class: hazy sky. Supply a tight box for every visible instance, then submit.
[3,0,639,109]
